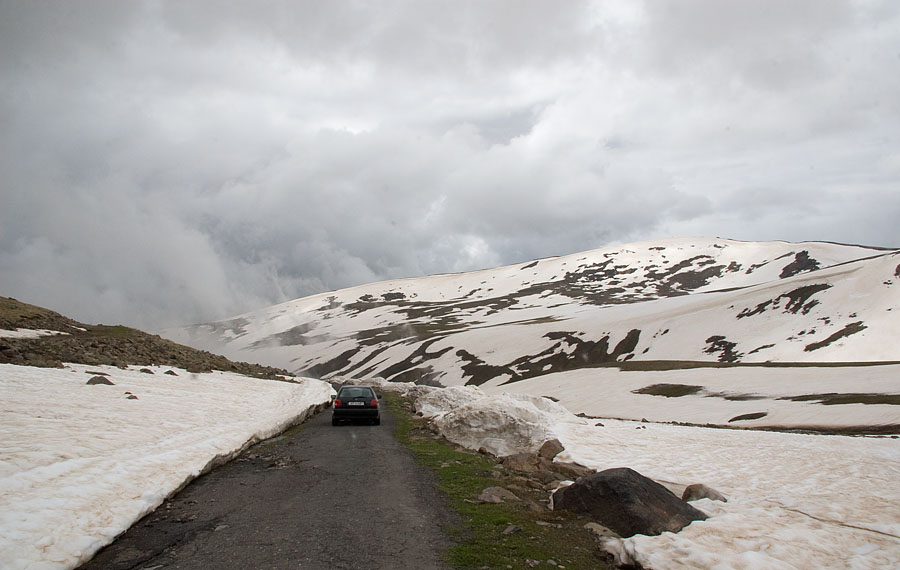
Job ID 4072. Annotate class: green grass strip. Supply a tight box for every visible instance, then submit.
[384,392,610,570]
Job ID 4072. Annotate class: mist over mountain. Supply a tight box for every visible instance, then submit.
[166,237,900,389]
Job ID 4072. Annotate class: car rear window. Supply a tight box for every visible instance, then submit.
[338,387,374,399]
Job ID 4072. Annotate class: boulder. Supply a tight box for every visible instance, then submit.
[538,438,565,460]
[501,452,541,473]
[682,483,727,503]
[478,486,519,503]
[87,376,115,385]
[501,451,594,482]
[552,467,707,537]
[552,461,594,480]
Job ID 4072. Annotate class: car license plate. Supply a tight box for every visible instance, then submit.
[348,401,364,406]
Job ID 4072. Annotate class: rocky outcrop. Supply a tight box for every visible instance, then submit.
[500,440,594,485]
[537,438,565,460]
[552,467,707,537]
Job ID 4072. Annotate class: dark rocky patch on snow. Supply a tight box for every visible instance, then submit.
[804,321,867,352]
[377,339,454,382]
[456,349,513,386]
[317,296,342,311]
[704,335,743,362]
[711,392,767,401]
[737,284,832,318]
[745,259,771,274]
[302,347,362,378]
[354,320,468,347]
[632,384,704,397]
[505,329,641,381]
[779,251,821,278]
[776,393,900,406]
[728,412,768,422]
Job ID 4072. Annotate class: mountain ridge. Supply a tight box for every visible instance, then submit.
[164,237,900,390]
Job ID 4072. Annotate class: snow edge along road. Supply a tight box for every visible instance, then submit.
[0,363,335,570]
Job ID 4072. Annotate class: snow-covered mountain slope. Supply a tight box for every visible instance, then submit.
[168,238,899,387]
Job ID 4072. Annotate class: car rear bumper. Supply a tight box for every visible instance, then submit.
[333,408,380,420]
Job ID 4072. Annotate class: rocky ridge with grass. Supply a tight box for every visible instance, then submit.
[0,297,291,379]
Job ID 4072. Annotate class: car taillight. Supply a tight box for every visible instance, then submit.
[370,399,378,407]
[334,399,342,407]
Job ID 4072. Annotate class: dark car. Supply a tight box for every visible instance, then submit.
[331,386,381,425]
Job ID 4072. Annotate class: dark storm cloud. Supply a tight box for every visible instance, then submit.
[1,0,898,329]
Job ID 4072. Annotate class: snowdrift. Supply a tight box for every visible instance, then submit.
[0,363,334,570]
[402,383,900,569]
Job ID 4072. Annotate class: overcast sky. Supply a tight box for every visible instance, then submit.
[2,0,899,330]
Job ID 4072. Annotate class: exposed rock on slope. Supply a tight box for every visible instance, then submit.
[166,238,900,387]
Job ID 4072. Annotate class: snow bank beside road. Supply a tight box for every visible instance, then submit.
[0,363,334,570]
[410,384,900,569]
[407,385,585,456]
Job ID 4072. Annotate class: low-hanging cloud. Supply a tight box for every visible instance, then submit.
[1,0,898,330]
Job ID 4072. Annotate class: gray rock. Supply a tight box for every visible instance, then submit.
[551,461,594,480]
[87,376,115,385]
[538,438,565,460]
[478,486,519,503]
[501,452,541,472]
[552,467,707,537]
[682,483,727,503]
[584,522,619,538]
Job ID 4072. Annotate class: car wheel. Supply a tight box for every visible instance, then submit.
[373,417,381,426]
[331,417,339,426]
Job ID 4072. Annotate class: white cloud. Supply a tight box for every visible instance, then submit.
[1,0,898,329]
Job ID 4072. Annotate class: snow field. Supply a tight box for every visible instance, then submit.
[0,363,334,570]
[480,364,900,429]
[556,420,900,569]
[406,383,900,569]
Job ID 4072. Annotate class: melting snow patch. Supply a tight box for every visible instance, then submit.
[0,328,70,339]
[426,391,585,457]
[415,385,485,417]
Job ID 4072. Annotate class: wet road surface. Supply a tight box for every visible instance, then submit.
[79,403,456,570]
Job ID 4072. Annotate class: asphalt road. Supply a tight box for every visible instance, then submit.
[79,403,456,570]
